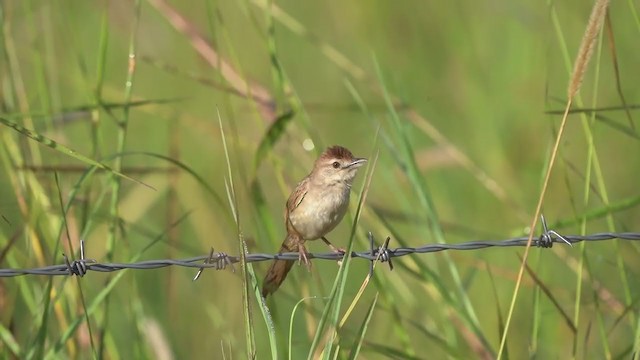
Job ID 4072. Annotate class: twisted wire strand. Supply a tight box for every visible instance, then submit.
[1,231,638,278]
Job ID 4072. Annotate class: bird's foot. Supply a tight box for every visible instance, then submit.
[321,236,346,254]
[322,236,346,266]
[297,243,312,271]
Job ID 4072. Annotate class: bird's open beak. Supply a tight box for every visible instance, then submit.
[347,158,367,168]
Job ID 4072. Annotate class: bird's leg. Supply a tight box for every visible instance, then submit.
[322,236,346,266]
[321,236,346,254]
[297,242,312,271]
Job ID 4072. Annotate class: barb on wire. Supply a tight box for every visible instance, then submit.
[538,214,572,248]
[368,232,375,277]
[3,224,640,278]
[367,232,393,278]
[193,247,234,281]
[378,236,393,270]
[62,240,96,277]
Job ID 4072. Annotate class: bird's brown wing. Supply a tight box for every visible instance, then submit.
[262,176,310,298]
[286,176,309,212]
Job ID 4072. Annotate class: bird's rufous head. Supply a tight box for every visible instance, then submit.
[312,145,367,186]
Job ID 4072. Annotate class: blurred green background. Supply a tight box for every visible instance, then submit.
[1,0,639,358]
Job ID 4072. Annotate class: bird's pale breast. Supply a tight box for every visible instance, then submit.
[288,183,350,240]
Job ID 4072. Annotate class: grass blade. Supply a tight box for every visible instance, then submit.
[253,110,295,171]
[0,117,152,190]
[217,109,257,357]
[347,293,378,360]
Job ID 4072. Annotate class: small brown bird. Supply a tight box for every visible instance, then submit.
[261,145,367,297]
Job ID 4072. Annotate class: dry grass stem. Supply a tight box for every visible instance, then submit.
[499,1,611,358]
[568,0,611,99]
[148,0,276,121]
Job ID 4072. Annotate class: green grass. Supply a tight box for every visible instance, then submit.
[1,0,639,359]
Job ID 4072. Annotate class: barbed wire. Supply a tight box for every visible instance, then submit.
[1,215,639,278]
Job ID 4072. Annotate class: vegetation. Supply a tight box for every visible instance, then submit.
[0,0,638,358]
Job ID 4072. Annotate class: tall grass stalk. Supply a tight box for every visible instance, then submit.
[498,0,610,358]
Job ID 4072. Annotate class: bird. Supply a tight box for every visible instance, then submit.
[261,145,367,297]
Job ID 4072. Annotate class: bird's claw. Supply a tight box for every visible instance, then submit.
[297,244,312,271]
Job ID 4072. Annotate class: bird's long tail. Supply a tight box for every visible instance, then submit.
[262,235,301,297]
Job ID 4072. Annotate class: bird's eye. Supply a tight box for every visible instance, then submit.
[332,161,340,169]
